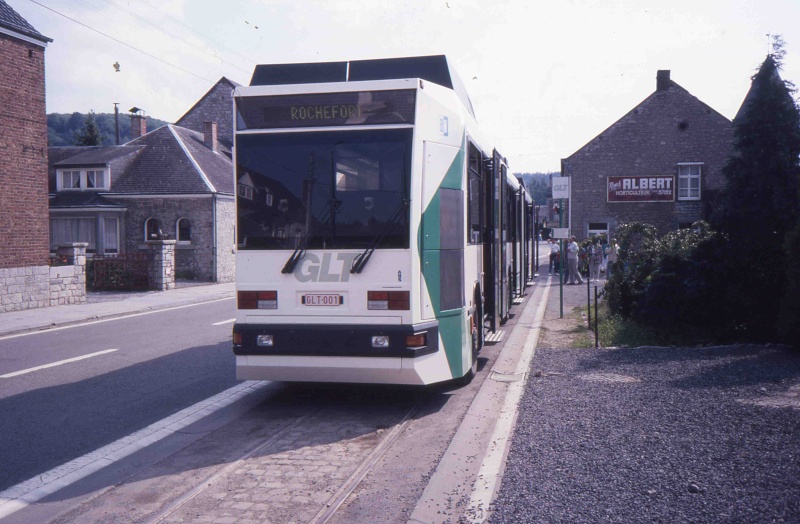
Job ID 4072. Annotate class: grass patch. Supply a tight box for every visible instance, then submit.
[593,302,719,347]
[570,306,594,348]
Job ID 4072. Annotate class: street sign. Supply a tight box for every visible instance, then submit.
[552,177,570,199]
[552,228,570,239]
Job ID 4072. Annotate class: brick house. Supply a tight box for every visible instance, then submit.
[0,1,52,312]
[560,70,734,239]
[48,78,239,283]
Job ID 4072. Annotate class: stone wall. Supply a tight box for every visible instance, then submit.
[215,196,236,283]
[49,243,87,306]
[0,265,49,313]
[122,196,234,283]
[562,72,734,239]
[175,78,236,148]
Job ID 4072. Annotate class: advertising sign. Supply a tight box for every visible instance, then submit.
[551,228,570,239]
[607,175,675,202]
[552,177,570,199]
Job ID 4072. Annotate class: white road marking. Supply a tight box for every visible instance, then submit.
[0,349,119,379]
[211,318,235,326]
[0,380,271,520]
[0,297,234,342]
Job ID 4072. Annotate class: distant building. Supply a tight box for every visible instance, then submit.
[560,70,734,239]
[0,0,53,312]
[48,104,237,283]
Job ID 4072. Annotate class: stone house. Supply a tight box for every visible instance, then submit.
[560,70,734,240]
[48,78,239,283]
[0,1,53,313]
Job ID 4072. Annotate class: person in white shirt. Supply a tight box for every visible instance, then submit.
[548,239,560,274]
[605,238,619,277]
[566,236,584,285]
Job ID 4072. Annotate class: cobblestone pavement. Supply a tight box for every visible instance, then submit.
[163,407,400,524]
[48,386,422,524]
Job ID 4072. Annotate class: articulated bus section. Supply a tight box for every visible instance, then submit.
[232,55,534,385]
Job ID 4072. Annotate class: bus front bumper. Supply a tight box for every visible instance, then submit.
[232,321,439,359]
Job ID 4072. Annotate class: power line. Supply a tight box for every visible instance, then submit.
[27,0,215,84]
[139,0,258,67]
[100,0,253,77]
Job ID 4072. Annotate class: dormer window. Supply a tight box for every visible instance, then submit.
[57,168,110,191]
[62,170,81,189]
[87,170,106,189]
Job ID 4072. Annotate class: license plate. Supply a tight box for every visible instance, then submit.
[302,294,343,306]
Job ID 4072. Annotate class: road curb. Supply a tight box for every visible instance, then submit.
[408,278,551,523]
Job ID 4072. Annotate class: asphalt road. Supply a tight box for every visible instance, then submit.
[0,299,238,491]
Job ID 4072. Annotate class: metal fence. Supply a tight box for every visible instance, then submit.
[89,253,152,291]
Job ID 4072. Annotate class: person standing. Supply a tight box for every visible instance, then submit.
[566,236,584,285]
[589,238,603,282]
[605,238,619,277]
[548,239,560,274]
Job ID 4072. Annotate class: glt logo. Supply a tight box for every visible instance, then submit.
[294,252,359,282]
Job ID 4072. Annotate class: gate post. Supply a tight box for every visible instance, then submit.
[146,240,177,291]
[51,242,88,305]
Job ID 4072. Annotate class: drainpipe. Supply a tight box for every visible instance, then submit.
[212,193,218,282]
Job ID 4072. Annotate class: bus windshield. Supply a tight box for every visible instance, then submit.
[236,129,412,251]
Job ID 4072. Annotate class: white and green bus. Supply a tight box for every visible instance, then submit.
[232,55,533,385]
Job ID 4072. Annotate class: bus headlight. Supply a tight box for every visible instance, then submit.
[371,335,390,348]
[257,334,274,347]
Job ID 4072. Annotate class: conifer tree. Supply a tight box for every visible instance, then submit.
[73,110,104,146]
[713,36,800,341]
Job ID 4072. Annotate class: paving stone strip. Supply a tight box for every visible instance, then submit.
[158,407,409,524]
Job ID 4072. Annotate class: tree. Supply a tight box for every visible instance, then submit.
[713,37,800,341]
[72,111,104,146]
[48,112,168,146]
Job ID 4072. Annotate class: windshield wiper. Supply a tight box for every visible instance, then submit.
[350,199,409,274]
[281,243,307,274]
[281,198,340,274]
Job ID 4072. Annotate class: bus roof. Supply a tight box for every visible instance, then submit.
[249,55,475,118]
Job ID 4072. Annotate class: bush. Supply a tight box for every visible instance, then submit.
[604,222,660,318]
[605,221,731,342]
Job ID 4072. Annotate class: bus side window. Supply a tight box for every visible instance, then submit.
[468,143,482,244]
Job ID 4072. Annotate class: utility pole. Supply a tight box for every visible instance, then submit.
[114,103,120,145]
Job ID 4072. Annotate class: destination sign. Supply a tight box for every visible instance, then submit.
[236,90,417,129]
[607,175,675,203]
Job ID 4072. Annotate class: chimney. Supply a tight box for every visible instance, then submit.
[204,121,218,152]
[129,107,146,139]
[656,70,671,92]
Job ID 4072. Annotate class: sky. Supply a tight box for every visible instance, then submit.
[10,0,800,173]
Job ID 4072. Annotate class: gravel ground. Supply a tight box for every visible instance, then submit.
[490,343,800,523]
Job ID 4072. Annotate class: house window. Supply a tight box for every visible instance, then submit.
[678,163,702,200]
[177,218,191,242]
[145,218,163,240]
[265,192,273,207]
[61,170,81,190]
[87,170,107,189]
[50,217,96,252]
[57,169,109,190]
[238,183,253,200]
[103,217,119,253]
[588,222,608,239]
